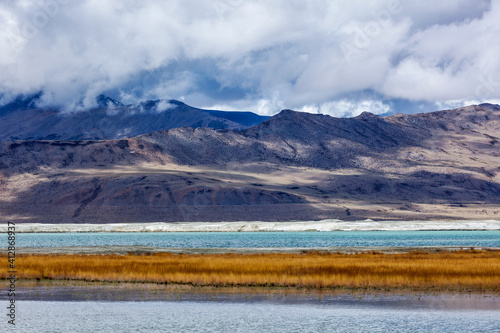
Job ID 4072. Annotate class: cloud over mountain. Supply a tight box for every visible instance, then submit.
[0,0,498,116]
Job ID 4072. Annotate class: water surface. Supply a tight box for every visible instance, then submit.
[16,230,500,248]
[9,299,500,333]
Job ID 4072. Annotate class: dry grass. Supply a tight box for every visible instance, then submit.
[2,250,499,291]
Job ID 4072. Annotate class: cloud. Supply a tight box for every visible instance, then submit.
[381,1,500,102]
[299,100,391,117]
[0,0,498,116]
[155,100,176,113]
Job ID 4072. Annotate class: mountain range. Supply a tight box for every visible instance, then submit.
[1,101,499,223]
[0,94,268,140]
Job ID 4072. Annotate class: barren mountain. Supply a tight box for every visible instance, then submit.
[1,103,500,223]
[0,95,268,140]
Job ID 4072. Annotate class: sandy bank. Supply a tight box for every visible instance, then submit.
[2,219,500,233]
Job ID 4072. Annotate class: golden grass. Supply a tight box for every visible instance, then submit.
[2,250,499,291]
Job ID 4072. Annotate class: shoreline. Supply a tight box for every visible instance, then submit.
[1,219,500,233]
[7,245,500,255]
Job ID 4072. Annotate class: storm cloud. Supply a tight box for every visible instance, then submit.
[0,0,498,116]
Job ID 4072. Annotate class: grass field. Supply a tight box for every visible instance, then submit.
[2,250,499,291]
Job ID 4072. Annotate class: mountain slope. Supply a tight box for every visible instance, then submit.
[0,96,269,140]
[1,104,500,223]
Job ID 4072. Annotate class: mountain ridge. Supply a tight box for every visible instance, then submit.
[1,103,499,223]
[0,94,269,141]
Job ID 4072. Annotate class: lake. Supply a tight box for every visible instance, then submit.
[15,230,500,248]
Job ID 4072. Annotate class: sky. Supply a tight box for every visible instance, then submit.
[1,0,500,117]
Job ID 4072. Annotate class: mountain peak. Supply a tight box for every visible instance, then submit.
[477,103,500,111]
[271,109,307,120]
[0,91,43,115]
[167,99,187,106]
[355,111,379,119]
[277,109,298,115]
[96,95,123,108]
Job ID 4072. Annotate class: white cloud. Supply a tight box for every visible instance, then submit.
[381,1,500,103]
[155,100,175,113]
[435,98,500,111]
[299,100,391,117]
[0,0,497,115]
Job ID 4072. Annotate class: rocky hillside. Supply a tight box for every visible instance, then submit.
[1,104,499,223]
[0,95,268,140]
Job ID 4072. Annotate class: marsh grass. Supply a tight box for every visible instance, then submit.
[2,250,499,291]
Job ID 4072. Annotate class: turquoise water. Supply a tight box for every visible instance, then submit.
[8,300,500,333]
[16,231,500,248]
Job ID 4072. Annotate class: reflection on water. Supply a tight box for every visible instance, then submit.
[9,298,500,333]
[3,282,499,333]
